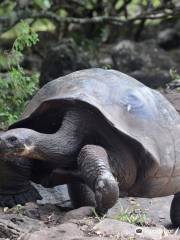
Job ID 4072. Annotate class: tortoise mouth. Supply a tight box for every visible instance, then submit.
[0,147,25,161]
[0,147,26,157]
[0,146,36,162]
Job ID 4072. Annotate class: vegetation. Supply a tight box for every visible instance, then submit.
[115,205,148,226]
[92,204,148,226]
[0,21,39,129]
[92,208,107,222]
[170,69,180,81]
[1,1,180,43]
[4,204,25,215]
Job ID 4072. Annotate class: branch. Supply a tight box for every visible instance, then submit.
[0,7,180,35]
[33,12,125,25]
[0,10,125,35]
[117,0,133,15]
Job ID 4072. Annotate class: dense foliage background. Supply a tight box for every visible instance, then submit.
[0,0,180,128]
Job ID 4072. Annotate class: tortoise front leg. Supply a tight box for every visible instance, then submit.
[36,167,96,208]
[68,182,96,208]
[77,145,119,214]
[38,168,84,187]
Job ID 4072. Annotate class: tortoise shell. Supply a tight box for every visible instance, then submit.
[10,68,180,196]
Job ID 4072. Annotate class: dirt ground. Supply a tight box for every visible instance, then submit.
[0,185,177,240]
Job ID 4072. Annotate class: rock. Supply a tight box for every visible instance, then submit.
[21,233,111,240]
[93,219,164,240]
[157,29,180,50]
[62,206,94,222]
[112,39,178,87]
[72,238,111,240]
[167,79,180,90]
[19,222,84,240]
[0,218,22,239]
[0,213,45,239]
[1,214,45,231]
[39,37,180,89]
[161,236,180,240]
[160,89,180,114]
[130,70,171,88]
[24,202,40,220]
[112,40,144,72]
[39,38,90,87]
[107,196,173,227]
[34,183,70,206]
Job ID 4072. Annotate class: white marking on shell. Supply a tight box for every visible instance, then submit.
[127,104,131,112]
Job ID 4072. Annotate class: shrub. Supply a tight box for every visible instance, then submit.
[0,21,39,129]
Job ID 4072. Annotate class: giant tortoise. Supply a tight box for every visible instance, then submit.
[0,68,180,226]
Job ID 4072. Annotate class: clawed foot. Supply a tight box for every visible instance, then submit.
[77,144,120,214]
[94,175,119,215]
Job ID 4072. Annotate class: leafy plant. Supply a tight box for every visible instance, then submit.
[3,204,25,215]
[115,205,148,226]
[0,21,39,129]
[170,69,180,81]
[92,208,106,222]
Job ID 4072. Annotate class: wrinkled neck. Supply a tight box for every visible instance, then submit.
[31,110,86,164]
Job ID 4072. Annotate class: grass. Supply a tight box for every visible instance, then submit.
[91,203,148,226]
[4,204,25,215]
[92,208,106,222]
[114,204,148,226]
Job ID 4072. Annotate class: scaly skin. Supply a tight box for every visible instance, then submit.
[0,156,41,207]
[0,108,137,212]
[0,110,85,165]
[77,145,119,214]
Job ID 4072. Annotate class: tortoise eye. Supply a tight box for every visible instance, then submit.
[7,136,18,143]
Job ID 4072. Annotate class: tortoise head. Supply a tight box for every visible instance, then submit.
[0,128,37,158]
[0,129,41,207]
[0,129,43,207]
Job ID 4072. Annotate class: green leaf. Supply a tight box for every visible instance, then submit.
[33,0,51,9]
[0,21,39,128]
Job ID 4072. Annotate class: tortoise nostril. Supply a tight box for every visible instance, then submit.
[7,136,18,144]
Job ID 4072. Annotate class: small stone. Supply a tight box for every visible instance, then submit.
[62,206,94,222]
[24,202,40,219]
[157,28,180,50]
